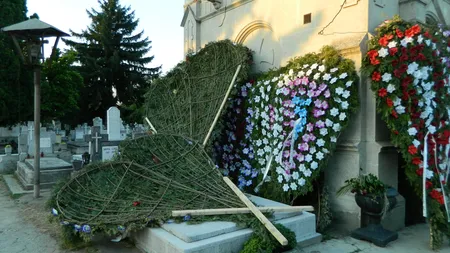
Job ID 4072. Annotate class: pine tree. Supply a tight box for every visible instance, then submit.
[0,0,33,126]
[64,0,160,124]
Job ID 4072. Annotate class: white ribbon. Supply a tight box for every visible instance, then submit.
[255,118,302,192]
[423,132,430,218]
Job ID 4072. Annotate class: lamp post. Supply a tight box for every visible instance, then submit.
[1,19,69,198]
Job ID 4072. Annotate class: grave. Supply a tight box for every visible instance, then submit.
[16,157,72,190]
[67,124,90,155]
[133,195,321,253]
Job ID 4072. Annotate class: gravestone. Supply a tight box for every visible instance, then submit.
[75,126,84,141]
[84,126,107,162]
[93,117,103,127]
[107,107,121,141]
[102,146,119,161]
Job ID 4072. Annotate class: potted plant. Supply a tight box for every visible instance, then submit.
[337,173,398,247]
[4,144,12,155]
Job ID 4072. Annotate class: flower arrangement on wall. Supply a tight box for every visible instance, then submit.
[362,16,450,249]
[214,46,359,202]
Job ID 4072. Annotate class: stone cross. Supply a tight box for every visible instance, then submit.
[84,126,104,162]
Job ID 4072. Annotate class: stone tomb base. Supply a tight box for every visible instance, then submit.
[16,157,73,190]
[132,195,322,253]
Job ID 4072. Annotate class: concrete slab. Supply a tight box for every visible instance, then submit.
[162,221,241,243]
[2,174,33,196]
[24,157,71,171]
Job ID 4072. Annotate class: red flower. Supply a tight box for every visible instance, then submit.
[389,47,398,55]
[372,72,381,81]
[424,31,431,38]
[416,168,423,176]
[378,87,387,97]
[393,130,399,135]
[405,24,421,38]
[379,34,393,46]
[391,110,398,118]
[386,98,393,107]
[412,157,422,165]
[425,181,433,189]
[430,190,445,205]
[367,50,380,65]
[408,145,418,155]
[396,29,404,38]
[133,201,141,206]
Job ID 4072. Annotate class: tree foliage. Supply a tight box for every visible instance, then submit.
[41,50,84,123]
[0,0,33,126]
[64,0,160,124]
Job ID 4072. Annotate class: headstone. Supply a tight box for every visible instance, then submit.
[75,127,84,141]
[93,117,103,127]
[107,107,121,141]
[84,126,105,162]
[102,146,119,161]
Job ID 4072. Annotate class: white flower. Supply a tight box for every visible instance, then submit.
[298,71,305,77]
[387,41,397,48]
[283,184,290,192]
[323,73,331,81]
[417,35,423,44]
[318,65,326,72]
[396,105,406,114]
[263,138,269,145]
[393,97,402,107]
[311,161,318,170]
[290,182,298,191]
[425,169,434,180]
[320,128,328,136]
[289,69,294,76]
[339,73,348,79]
[316,152,324,160]
[330,108,339,116]
[425,39,431,46]
[401,37,414,47]
[292,171,299,180]
[306,69,313,76]
[387,84,396,93]
[330,136,337,142]
[257,149,265,156]
[305,154,313,162]
[325,119,334,127]
[382,73,392,82]
[304,169,312,177]
[408,127,418,136]
[298,178,306,186]
[428,125,437,134]
[341,101,349,109]
[309,146,316,154]
[278,175,284,183]
[342,90,351,99]
[313,73,321,80]
[407,62,419,75]
[345,81,353,87]
[333,123,341,132]
[335,87,344,95]
[299,164,306,172]
[330,68,338,73]
[413,139,421,148]
[317,139,325,147]
[256,139,262,146]
[378,48,389,58]
[254,96,261,103]
[339,112,346,121]
[330,77,338,84]
[311,63,318,69]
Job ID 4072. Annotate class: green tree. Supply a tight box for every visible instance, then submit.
[41,50,84,123]
[64,0,160,124]
[0,0,33,126]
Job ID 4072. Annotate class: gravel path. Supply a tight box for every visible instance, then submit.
[0,178,141,253]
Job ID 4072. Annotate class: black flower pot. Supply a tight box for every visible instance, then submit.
[351,191,399,247]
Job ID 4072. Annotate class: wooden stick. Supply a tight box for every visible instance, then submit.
[202,65,242,146]
[223,177,288,246]
[145,117,158,134]
[172,206,314,217]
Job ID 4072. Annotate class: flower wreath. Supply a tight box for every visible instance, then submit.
[362,16,450,249]
[215,47,359,201]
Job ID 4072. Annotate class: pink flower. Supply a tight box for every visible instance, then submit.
[314,99,323,108]
[296,153,305,162]
[309,81,317,90]
[301,77,309,85]
[298,142,309,151]
[318,83,327,91]
[307,123,314,132]
[294,78,302,86]
[324,89,331,98]
[321,101,329,110]
[313,109,325,118]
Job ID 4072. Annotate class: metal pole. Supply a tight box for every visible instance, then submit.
[33,66,41,198]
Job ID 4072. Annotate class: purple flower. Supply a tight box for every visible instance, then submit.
[309,81,317,90]
[313,109,325,118]
[296,153,305,162]
[298,87,306,95]
[301,77,309,85]
[298,142,309,151]
[321,101,329,110]
[282,87,290,95]
[318,83,328,91]
[283,151,290,158]
[314,99,323,108]
[294,78,302,86]
[307,90,315,97]
[315,120,325,128]
[324,89,331,98]
[306,123,314,132]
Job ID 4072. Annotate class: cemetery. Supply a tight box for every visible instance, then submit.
[0,0,450,253]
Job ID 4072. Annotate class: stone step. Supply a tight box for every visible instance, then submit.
[132,195,322,253]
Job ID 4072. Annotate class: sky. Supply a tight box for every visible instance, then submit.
[27,0,185,73]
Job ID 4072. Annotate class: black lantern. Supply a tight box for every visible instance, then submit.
[1,19,69,198]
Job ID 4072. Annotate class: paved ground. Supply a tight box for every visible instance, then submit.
[1,176,449,253]
[0,177,141,253]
